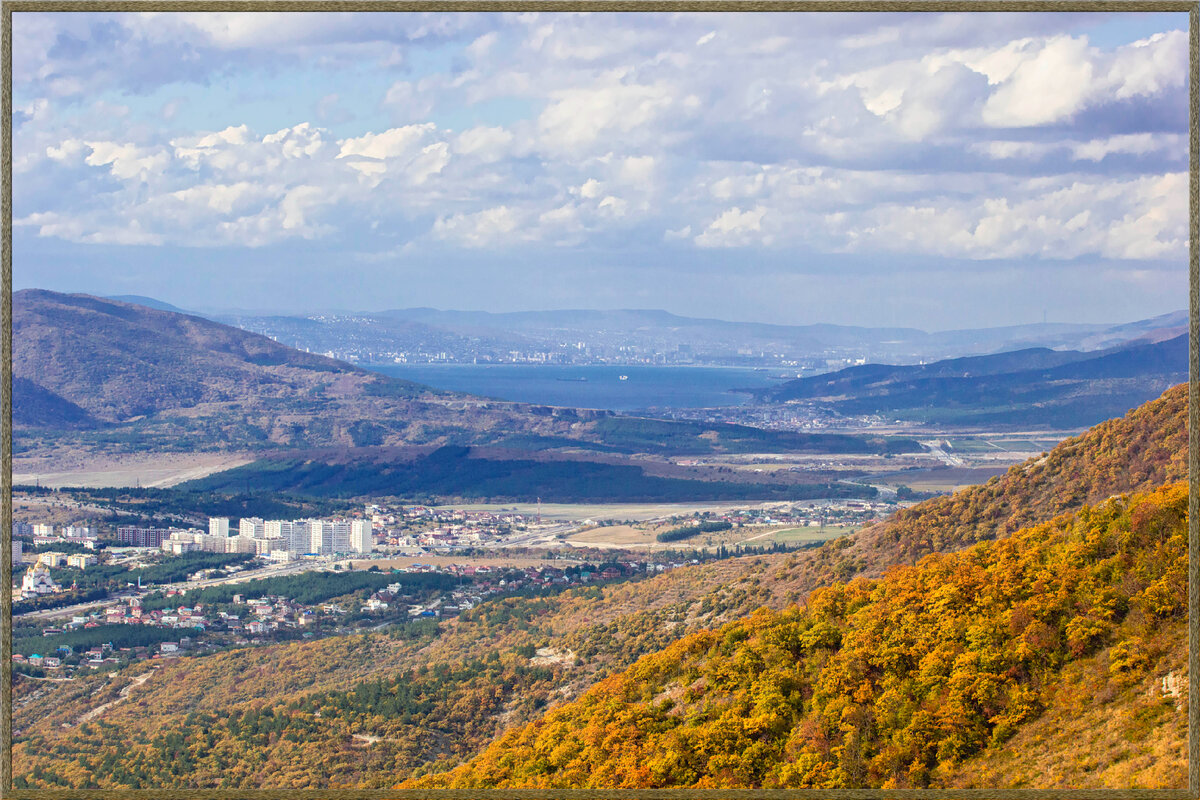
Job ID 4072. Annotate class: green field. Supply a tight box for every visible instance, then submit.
[742,525,853,544]
[943,437,1064,454]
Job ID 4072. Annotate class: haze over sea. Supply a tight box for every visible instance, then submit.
[367,365,782,412]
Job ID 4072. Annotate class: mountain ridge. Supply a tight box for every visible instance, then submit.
[15,290,922,472]
[758,334,1186,429]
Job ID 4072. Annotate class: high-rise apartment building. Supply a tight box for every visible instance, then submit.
[350,520,372,554]
[331,520,352,554]
[309,520,333,555]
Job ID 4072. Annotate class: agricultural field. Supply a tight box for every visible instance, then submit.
[567,521,851,552]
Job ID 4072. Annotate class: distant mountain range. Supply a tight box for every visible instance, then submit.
[18,291,1190,447]
[16,291,918,481]
[197,301,1186,367]
[755,333,1188,429]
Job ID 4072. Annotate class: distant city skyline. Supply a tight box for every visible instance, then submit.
[12,10,1189,329]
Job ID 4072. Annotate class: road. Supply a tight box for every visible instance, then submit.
[920,439,965,467]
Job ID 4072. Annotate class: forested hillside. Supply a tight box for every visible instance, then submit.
[416,482,1187,789]
[11,558,761,788]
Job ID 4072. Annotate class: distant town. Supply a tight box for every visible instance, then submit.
[11,497,898,677]
[229,313,875,369]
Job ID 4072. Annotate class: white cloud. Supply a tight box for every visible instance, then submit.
[168,181,272,218]
[337,124,435,160]
[263,122,328,159]
[695,206,769,248]
[46,139,88,163]
[538,79,682,154]
[83,141,169,180]
[598,195,628,217]
[982,35,1095,127]
[409,142,451,184]
[619,155,655,185]
[1070,133,1178,162]
[467,31,499,61]
[433,205,523,247]
[578,178,603,199]
[841,172,1186,261]
[1107,30,1187,100]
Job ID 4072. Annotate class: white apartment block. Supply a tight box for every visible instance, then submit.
[67,553,98,569]
[265,520,310,554]
[331,520,352,554]
[32,523,55,538]
[350,520,372,554]
[37,552,69,568]
[11,540,22,562]
[64,525,93,539]
[239,517,266,539]
[255,537,284,555]
[289,521,311,554]
[309,520,333,555]
[209,517,230,538]
[308,519,353,555]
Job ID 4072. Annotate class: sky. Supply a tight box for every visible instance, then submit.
[11,10,1191,330]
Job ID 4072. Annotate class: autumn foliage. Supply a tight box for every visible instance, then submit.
[412,481,1187,789]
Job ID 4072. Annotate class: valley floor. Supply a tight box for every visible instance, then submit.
[15,451,256,489]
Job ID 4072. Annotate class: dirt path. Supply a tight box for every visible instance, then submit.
[74,668,157,726]
[352,734,384,745]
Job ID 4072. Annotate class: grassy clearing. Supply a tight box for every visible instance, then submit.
[566,522,850,551]
[436,502,762,522]
[757,525,853,543]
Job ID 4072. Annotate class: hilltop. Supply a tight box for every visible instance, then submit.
[666,383,1187,615]
[15,289,425,430]
[395,385,1188,791]
[841,381,1187,570]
